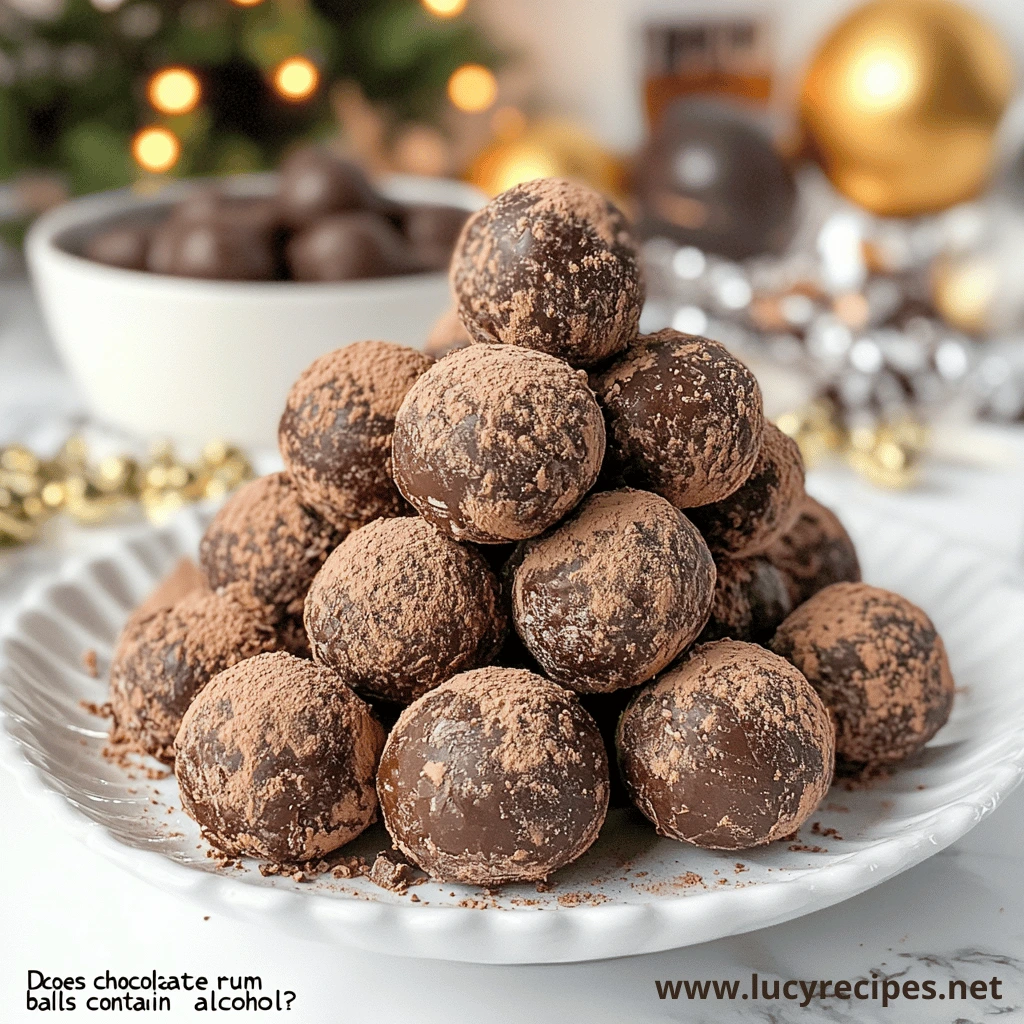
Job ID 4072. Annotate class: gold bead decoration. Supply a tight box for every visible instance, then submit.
[0,437,253,546]
[777,404,929,490]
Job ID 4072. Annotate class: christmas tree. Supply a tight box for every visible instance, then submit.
[0,0,502,195]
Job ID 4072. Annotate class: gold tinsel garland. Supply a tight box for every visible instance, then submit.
[776,403,929,490]
[0,438,252,547]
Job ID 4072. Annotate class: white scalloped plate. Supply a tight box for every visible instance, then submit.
[1,504,1023,964]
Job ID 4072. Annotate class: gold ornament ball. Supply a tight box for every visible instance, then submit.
[468,118,625,201]
[800,0,1013,216]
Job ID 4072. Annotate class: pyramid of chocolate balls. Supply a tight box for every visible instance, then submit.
[109,177,954,884]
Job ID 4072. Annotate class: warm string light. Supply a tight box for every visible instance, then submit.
[421,0,467,16]
[147,67,201,116]
[447,63,497,113]
[229,0,265,6]
[132,126,180,173]
[273,57,319,101]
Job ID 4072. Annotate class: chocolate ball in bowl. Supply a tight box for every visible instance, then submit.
[593,330,764,509]
[305,516,507,704]
[146,216,277,281]
[689,422,805,558]
[85,225,152,271]
[286,212,419,282]
[279,341,433,530]
[392,344,606,544]
[277,146,381,228]
[451,178,643,367]
[109,583,278,761]
[770,582,954,769]
[402,203,470,271]
[617,640,835,849]
[510,488,716,693]
[175,651,384,862]
[377,667,609,884]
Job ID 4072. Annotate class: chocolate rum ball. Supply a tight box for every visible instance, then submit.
[593,329,765,509]
[175,652,385,863]
[771,582,954,768]
[85,225,151,270]
[146,217,277,281]
[286,212,419,282]
[401,203,470,271]
[277,146,381,228]
[510,489,716,693]
[635,98,798,260]
[279,341,433,530]
[199,472,345,624]
[392,344,606,543]
[109,584,278,761]
[377,667,609,884]
[764,495,861,607]
[689,422,805,558]
[617,640,835,849]
[305,516,507,704]
[697,554,792,645]
[451,178,643,367]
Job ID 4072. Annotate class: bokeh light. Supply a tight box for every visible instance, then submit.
[447,63,497,113]
[273,57,319,102]
[147,67,201,116]
[422,0,467,16]
[230,0,265,7]
[132,126,180,173]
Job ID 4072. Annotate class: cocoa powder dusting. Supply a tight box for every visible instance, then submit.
[512,488,716,693]
[392,344,606,543]
[175,651,385,863]
[618,639,835,849]
[690,423,805,558]
[109,582,278,761]
[697,554,792,646]
[305,516,506,703]
[770,582,954,767]
[764,495,861,607]
[200,472,345,621]
[126,557,209,634]
[279,341,432,529]
[450,178,642,367]
[378,667,610,885]
[594,330,764,509]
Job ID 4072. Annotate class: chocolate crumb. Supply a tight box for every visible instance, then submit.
[82,649,98,678]
[81,700,112,718]
[369,849,422,893]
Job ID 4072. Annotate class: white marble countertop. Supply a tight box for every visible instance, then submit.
[1,281,1022,1022]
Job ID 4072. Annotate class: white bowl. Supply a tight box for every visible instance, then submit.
[1,499,1022,963]
[26,174,484,450]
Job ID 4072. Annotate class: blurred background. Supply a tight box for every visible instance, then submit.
[2,0,1024,545]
